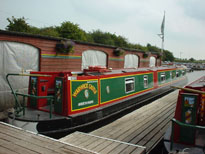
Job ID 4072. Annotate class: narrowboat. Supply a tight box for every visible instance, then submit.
[7,65,187,136]
[164,76,205,153]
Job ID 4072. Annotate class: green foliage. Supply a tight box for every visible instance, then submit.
[5,16,179,62]
[146,43,160,53]
[162,50,174,62]
[6,16,30,32]
[56,21,87,41]
[39,26,59,37]
[89,30,115,46]
[189,57,195,62]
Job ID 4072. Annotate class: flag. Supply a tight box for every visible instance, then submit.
[161,12,165,35]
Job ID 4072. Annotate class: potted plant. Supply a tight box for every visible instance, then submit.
[113,48,125,56]
[143,52,150,58]
[56,40,75,54]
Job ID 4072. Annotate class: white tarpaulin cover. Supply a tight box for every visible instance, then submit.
[124,54,139,68]
[82,50,107,70]
[0,41,39,111]
[149,56,156,67]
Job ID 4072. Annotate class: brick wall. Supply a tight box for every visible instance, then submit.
[0,31,161,72]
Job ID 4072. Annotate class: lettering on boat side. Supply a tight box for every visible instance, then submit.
[72,83,97,97]
[78,100,94,106]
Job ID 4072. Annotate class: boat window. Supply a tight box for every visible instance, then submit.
[176,71,179,77]
[160,73,166,83]
[144,75,148,88]
[125,77,135,93]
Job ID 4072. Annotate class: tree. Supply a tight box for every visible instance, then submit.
[6,16,30,32]
[189,57,195,62]
[89,30,114,45]
[146,43,160,53]
[163,50,174,62]
[39,26,59,37]
[57,21,87,41]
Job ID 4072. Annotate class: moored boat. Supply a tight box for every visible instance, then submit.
[7,65,187,136]
[164,76,205,153]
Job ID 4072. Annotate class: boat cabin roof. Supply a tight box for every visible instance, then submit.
[72,65,181,76]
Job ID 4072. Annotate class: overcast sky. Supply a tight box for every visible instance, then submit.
[1,0,205,60]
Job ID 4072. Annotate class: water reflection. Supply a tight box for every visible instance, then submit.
[186,70,205,84]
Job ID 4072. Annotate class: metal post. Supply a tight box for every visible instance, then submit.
[170,120,174,151]
[49,98,52,119]
[23,96,25,116]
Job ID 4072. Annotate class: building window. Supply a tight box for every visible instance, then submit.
[82,50,107,70]
[124,54,139,68]
[149,56,156,67]
[161,73,166,83]
[125,77,135,93]
[144,75,148,88]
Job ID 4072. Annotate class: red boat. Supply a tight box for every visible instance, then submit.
[7,65,187,136]
[164,76,205,153]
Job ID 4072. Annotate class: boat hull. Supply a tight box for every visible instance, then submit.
[8,75,187,137]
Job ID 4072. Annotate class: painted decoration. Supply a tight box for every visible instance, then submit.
[71,80,98,111]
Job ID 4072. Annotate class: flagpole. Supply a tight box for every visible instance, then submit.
[158,11,165,60]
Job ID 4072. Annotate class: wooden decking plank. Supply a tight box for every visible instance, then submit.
[128,105,175,145]
[83,136,105,150]
[59,145,93,154]
[0,123,96,154]
[91,140,113,152]
[77,135,100,148]
[0,134,37,154]
[70,132,94,145]
[137,111,175,146]
[107,144,131,154]
[98,142,121,153]
[91,95,174,138]
[91,94,177,141]
[0,145,18,154]
[144,121,173,153]
[0,124,64,149]
[121,146,145,154]
[115,103,176,143]
[0,127,63,152]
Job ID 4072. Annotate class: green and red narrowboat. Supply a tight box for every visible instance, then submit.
[7,65,187,136]
[164,76,205,153]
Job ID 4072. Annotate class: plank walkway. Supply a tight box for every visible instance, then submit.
[61,90,179,154]
[0,122,97,154]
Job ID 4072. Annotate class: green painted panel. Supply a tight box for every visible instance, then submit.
[100,73,153,104]
[71,80,98,111]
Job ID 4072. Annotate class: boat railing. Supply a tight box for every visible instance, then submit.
[170,118,205,150]
[6,73,54,118]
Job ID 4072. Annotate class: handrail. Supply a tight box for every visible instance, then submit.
[6,73,54,118]
[171,86,205,94]
[170,118,205,150]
